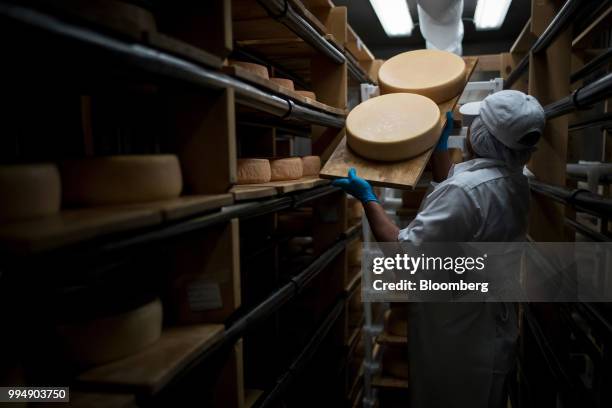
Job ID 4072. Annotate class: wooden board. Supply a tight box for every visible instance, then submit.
[238,176,329,194]
[147,32,224,69]
[223,65,346,116]
[0,195,233,254]
[371,375,409,390]
[229,185,278,201]
[376,332,407,346]
[77,324,225,395]
[153,194,233,221]
[0,207,162,254]
[120,194,233,222]
[572,5,612,49]
[319,57,478,189]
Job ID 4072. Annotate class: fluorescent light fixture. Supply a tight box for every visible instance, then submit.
[369,0,413,37]
[474,0,512,30]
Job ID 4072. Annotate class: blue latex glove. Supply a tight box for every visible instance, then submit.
[332,168,378,203]
[435,111,454,152]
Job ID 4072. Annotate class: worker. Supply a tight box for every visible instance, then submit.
[333,90,546,408]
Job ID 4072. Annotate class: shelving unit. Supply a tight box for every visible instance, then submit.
[0,0,380,406]
[501,1,612,407]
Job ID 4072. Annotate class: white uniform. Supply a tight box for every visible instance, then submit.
[398,157,529,408]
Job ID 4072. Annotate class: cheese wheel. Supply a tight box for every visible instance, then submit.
[61,155,182,206]
[56,298,162,367]
[382,345,409,379]
[237,159,271,184]
[270,157,303,181]
[270,77,295,91]
[230,61,269,79]
[296,90,317,101]
[0,163,61,222]
[379,49,466,103]
[385,307,408,337]
[301,156,320,176]
[347,93,442,161]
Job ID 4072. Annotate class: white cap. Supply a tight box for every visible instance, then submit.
[479,90,546,150]
[459,101,482,127]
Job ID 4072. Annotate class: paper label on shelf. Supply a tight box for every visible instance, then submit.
[187,281,223,311]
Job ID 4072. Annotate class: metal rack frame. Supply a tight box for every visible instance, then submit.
[0,3,345,129]
[504,0,584,89]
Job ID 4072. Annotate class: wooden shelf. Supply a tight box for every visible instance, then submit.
[231,176,330,197]
[320,56,479,189]
[376,332,408,346]
[371,375,409,390]
[224,64,346,116]
[0,195,233,254]
[77,324,225,395]
[572,4,612,49]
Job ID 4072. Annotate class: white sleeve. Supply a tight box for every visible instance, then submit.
[397,183,480,244]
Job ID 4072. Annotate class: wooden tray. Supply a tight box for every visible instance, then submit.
[320,57,478,189]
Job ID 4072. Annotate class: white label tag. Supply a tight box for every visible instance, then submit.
[187,281,223,311]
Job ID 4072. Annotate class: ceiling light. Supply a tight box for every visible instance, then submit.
[474,0,512,30]
[369,0,413,37]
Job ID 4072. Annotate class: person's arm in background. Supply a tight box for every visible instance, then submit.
[430,111,454,183]
[332,168,399,242]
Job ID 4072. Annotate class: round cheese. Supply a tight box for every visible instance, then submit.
[0,163,61,222]
[56,298,162,367]
[347,93,442,161]
[296,90,317,101]
[270,157,303,181]
[385,307,408,337]
[301,156,321,176]
[237,158,271,184]
[230,61,269,79]
[379,49,466,103]
[270,77,295,91]
[61,155,182,206]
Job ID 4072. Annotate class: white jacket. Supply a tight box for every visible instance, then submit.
[397,158,527,408]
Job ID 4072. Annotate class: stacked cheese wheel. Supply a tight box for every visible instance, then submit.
[230,61,269,79]
[0,163,62,222]
[56,298,163,367]
[236,156,320,184]
[60,155,183,206]
[346,49,465,161]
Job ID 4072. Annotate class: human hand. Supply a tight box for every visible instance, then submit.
[331,168,378,203]
[435,111,454,152]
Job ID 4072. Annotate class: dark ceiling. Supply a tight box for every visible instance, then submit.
[334,0,532,58]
